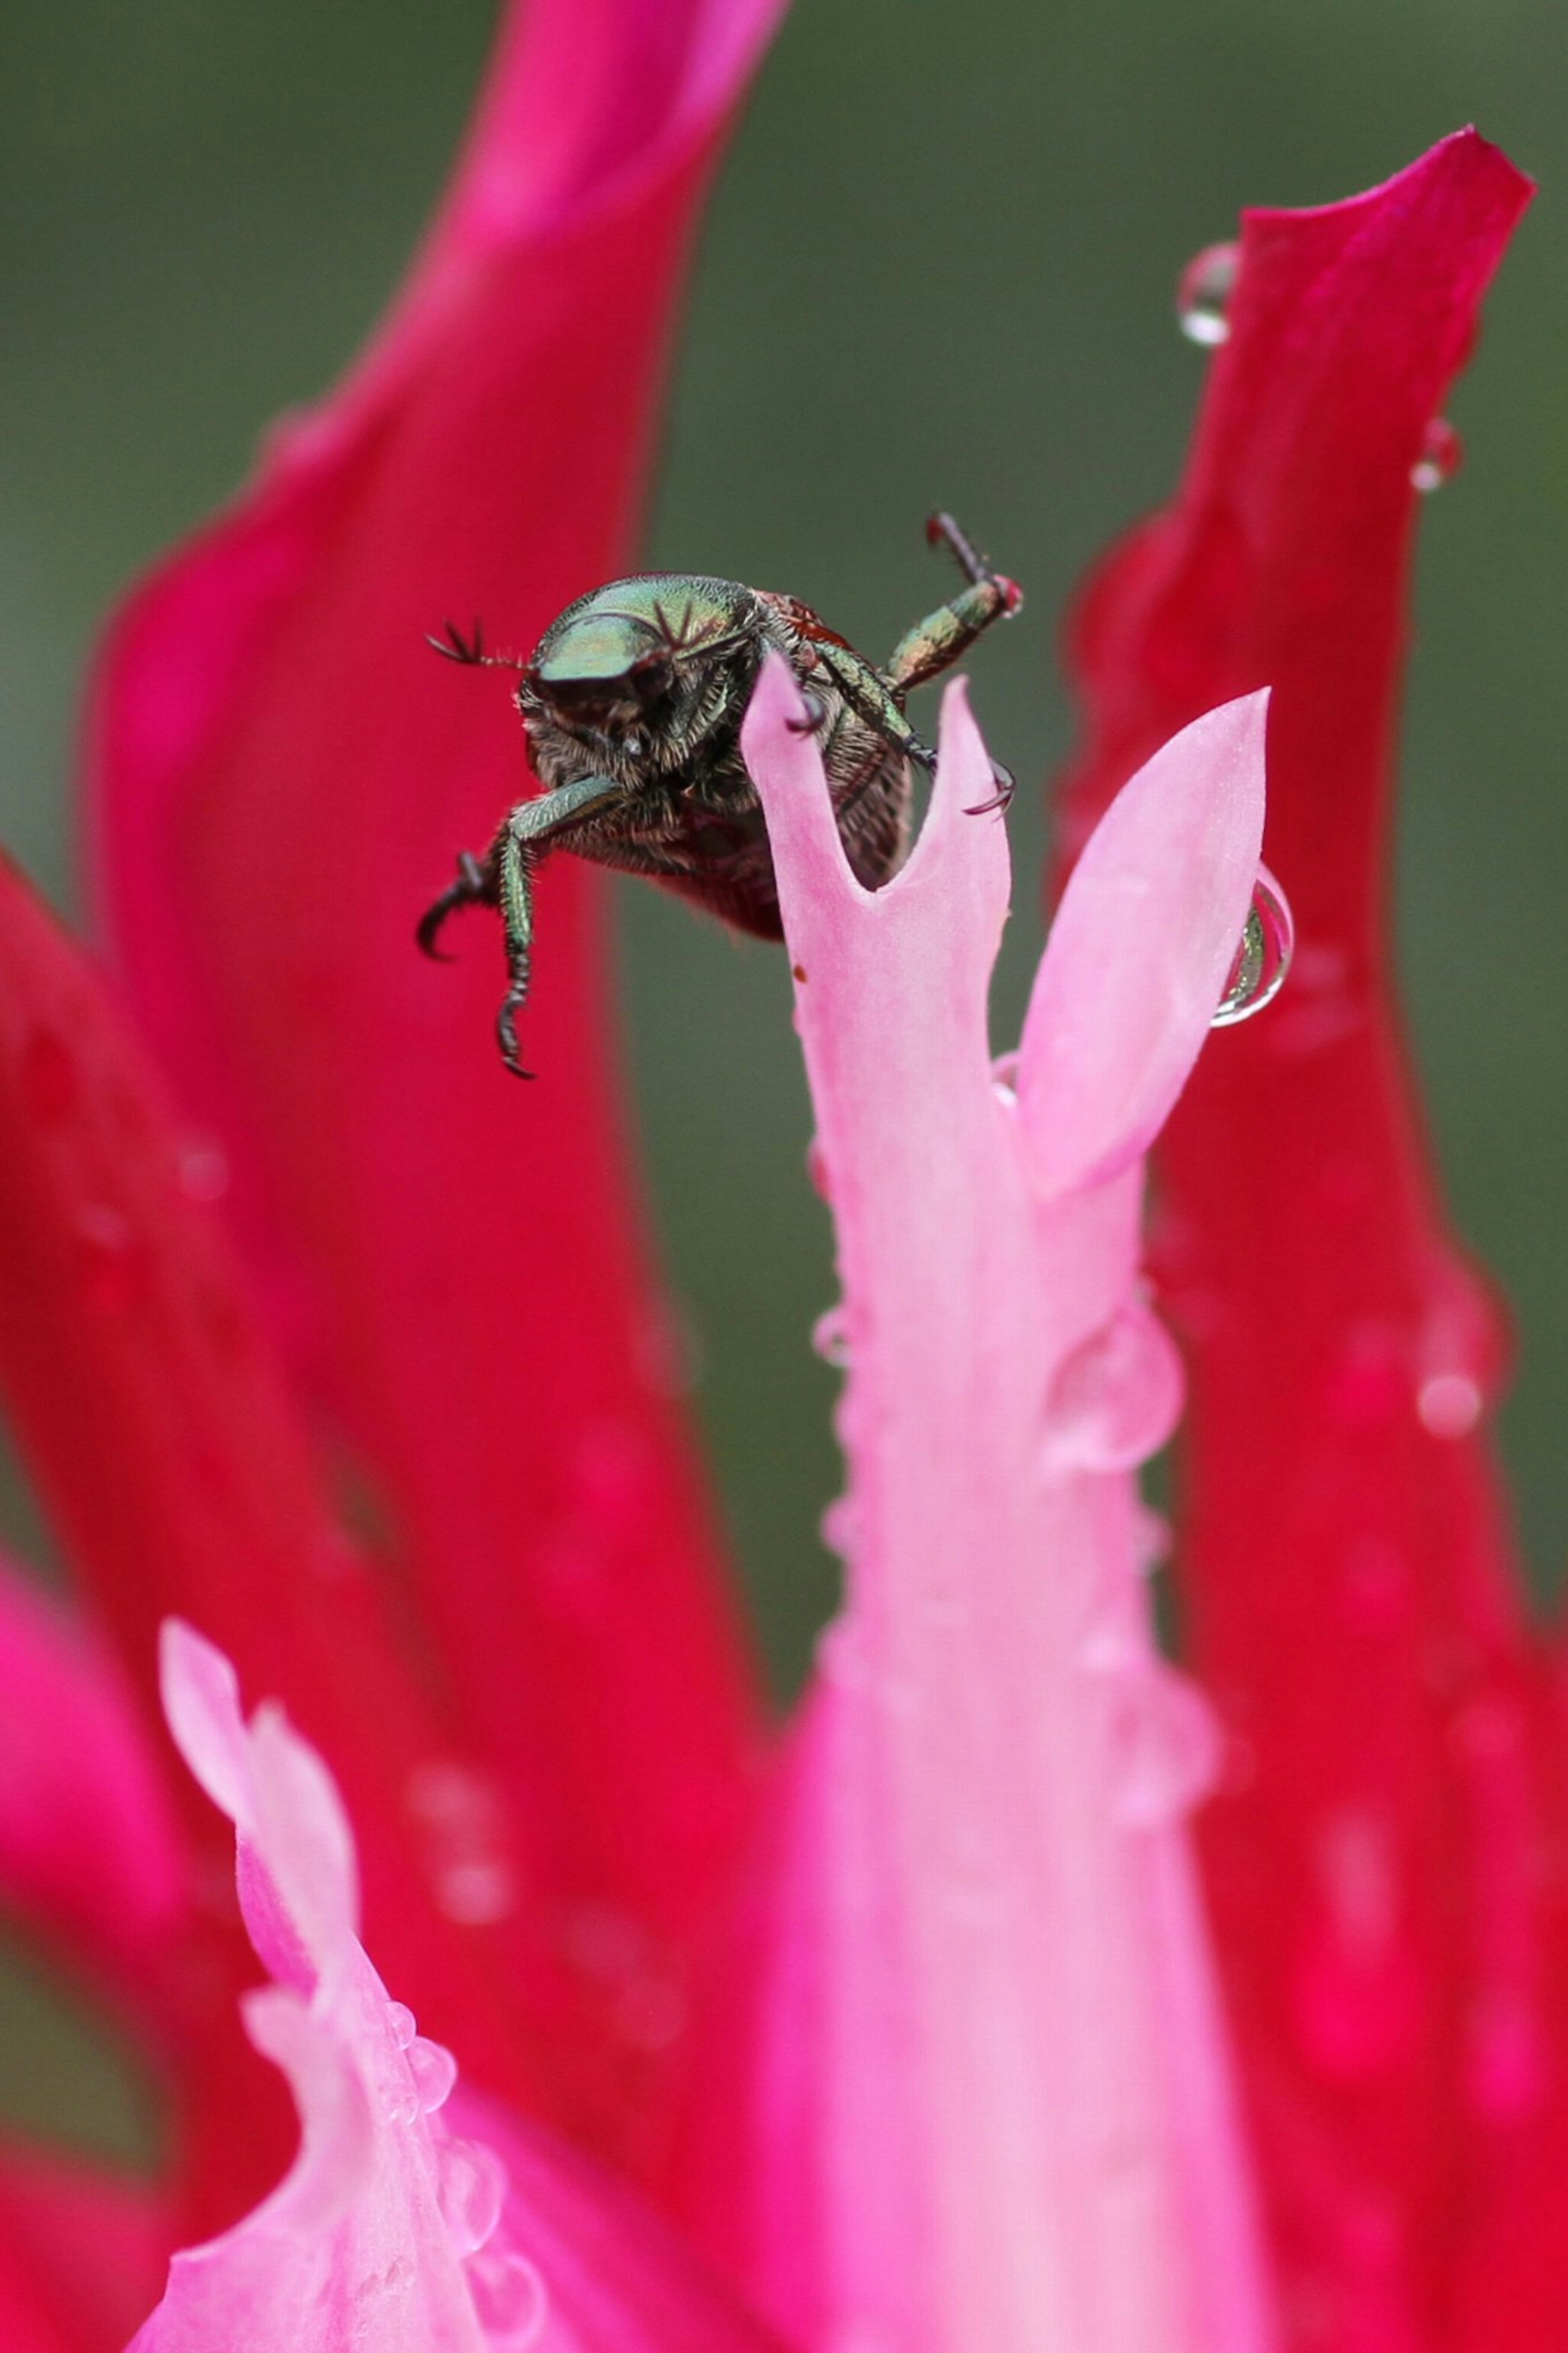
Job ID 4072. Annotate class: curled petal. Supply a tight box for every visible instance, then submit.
[135,1630,789,2353]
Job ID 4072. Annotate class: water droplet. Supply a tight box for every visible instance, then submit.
[1113,1664,1220,1825]
[22,1030,76,1122]
[437,2135,507,2256]
[386,2001,417,2050]
[467,2247,547,2347]
[1042,1300,1185,1474]
[1417,1369,1484,1439]
[820,1494,858,1559]
[1411,417,1463,494]
[813,1305,852,1368]
[1176,241,1239,346]
[991,1049,1020,1106]
[1212,864,1295,1027]
[408,2035,458,2113]
[405,1762,518,1926]
[72,1205,145,1314]
[180,1141,230,1202]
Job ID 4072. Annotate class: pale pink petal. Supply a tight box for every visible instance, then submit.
[135,1628,789,2353]
[688,669,1273,2353]
[1020,691,1270,1198]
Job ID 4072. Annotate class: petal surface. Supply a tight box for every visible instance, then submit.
[682,669,1274,2353]
[87,0,780,2167]
[1056,132,1546,2352]
[132,1627,790,2353]
[0,1551,186,2008]
[0,856,557,2227]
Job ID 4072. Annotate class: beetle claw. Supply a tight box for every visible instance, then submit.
[963,758,1016,818]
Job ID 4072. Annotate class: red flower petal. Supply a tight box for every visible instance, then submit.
[0,2139,173,2353]
[0,857,591,2228]
[1056,132,1544,2350]
[86,0,777,2166]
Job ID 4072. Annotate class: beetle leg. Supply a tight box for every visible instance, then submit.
[493,775,624,1078]
[882,515,1022,698]
[809,640,938,772]
[416,850,492,960]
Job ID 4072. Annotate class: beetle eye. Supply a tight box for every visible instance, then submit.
[630,651,675,709]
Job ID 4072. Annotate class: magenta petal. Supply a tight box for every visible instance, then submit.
[688,667,1273,2353]
[1054,132,1546,2345]
[87,0,778,2163]
[0,1550,186,2007]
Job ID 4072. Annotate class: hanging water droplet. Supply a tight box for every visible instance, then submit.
[179,1140,230,1202]
[1176,242,1238,346]
[1114,1664,1221,1826]
[466,2247,547,2348]
[437,2136,507,2256]
[1411,417,1463,494]
[385,2000,417,2050]
[408,2034,458,2113]
[1042,1300,1185,1474]
[1212,863,1295,1027]
[812,1305,852,1367]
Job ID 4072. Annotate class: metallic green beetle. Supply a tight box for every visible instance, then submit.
[418,513,1021,1076]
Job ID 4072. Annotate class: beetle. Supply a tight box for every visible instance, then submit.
[417,512,1021,1076]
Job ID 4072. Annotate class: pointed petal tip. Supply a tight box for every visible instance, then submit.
[1022,693,1268,1198]
[159,1619,254,1831]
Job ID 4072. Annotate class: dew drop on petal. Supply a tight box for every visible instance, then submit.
[1042,1300,1185,1473]
[813,1305,852,1368]
[1176,241,1239,346]
[180,1140,231,1202]
[437,2136,508,2257]
[1411,416,1463,493]
[408,2034,458,2113]
[1212,863,1295,1027]
[467,2247,548,2348]
[1417,1370,1484,1439]
[385,2000,417,2050]
[1113,1665,1221,1826]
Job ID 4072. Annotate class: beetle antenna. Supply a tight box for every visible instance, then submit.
[426,618,526,670]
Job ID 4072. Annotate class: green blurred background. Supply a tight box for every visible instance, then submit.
[0,0,1564,2168]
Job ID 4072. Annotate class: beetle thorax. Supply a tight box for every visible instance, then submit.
[518,575,773,790]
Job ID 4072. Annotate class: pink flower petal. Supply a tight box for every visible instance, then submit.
[1019,692,1268,1197]
[133,1628,790,2353]
[87,0,778,2171]
[686,667,1272,2353]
